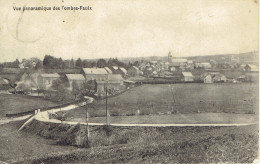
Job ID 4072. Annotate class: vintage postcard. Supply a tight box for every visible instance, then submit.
[0,0,259,163]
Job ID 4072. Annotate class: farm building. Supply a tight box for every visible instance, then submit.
[181,72,194,82]
[200,73,213,83]
[0,77,11,93]
[64,74,85,89]
[244,64,259,72]
[212,74,227,83]
[37,73,60,87]
[96,74,124,94]
[81,68,109,81]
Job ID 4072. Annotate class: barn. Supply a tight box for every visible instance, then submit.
[181,72,194,82]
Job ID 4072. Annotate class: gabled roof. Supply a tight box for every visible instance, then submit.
[182,72,193,77]
[104,67,113,74]
[212,74,226,79]
[65,74,85,81]
[120,67,127,74]
[112,66,119,70]
[246,64,258,70]
[40,73,60,78]
[82,68,108,75]
[200,73,212,79]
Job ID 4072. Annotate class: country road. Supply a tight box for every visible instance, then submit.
[37,112,258,127]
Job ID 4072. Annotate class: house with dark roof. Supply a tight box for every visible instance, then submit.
[64,74,85,89]
[96,74,124,94]
[37,73,60,88]
[200,73,213,83]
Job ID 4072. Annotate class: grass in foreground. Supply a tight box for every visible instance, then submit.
[14,120,259,163]
[0,120,79,162]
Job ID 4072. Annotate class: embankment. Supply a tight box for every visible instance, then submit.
[18,119,259,163]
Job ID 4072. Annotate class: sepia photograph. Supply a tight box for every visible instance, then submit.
[0,0,259,163]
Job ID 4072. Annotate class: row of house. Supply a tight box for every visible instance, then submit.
[29,68,125,93]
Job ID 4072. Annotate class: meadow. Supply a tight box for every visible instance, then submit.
[64,83,258,121]
[0,94,58,118]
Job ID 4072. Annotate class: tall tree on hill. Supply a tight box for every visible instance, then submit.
[14,59,20,68]
[70,59,75,68]
[43,55,63,69]
[76,58,83,68]
[97,59,107,68]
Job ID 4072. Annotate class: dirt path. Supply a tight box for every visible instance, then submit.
[36,112,257,127]
[0,103,84,125]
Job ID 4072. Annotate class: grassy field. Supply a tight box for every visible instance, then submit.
[64,83,258,120]
[0,94,58,118]
[13,120,259,163]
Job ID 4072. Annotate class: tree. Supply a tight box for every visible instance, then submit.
[72,81,80,99]
[97,59,107,68]
[76,58,83,68]
[70,59,75,68]
[79,80,97,98]
[43,55,63,69]
[57,84,66,104]
[35,61,43,69]
[14,59,20,68]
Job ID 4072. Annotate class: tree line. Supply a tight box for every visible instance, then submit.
[0,55,140,69]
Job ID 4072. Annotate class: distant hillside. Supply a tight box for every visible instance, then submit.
[187,51,259,64]
[118,51,259,64]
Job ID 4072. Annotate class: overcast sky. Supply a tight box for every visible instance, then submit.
[0,0,258,62]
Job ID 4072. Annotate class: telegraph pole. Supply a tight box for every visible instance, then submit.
[105,85,109,125]
[86,101,89,139]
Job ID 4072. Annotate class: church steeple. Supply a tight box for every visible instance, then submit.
[168,51,172,62]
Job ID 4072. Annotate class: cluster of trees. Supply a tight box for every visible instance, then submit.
[0,58,42,69]
[0,59,20,68]
[42,55,135,69]
[0,55,140,70]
